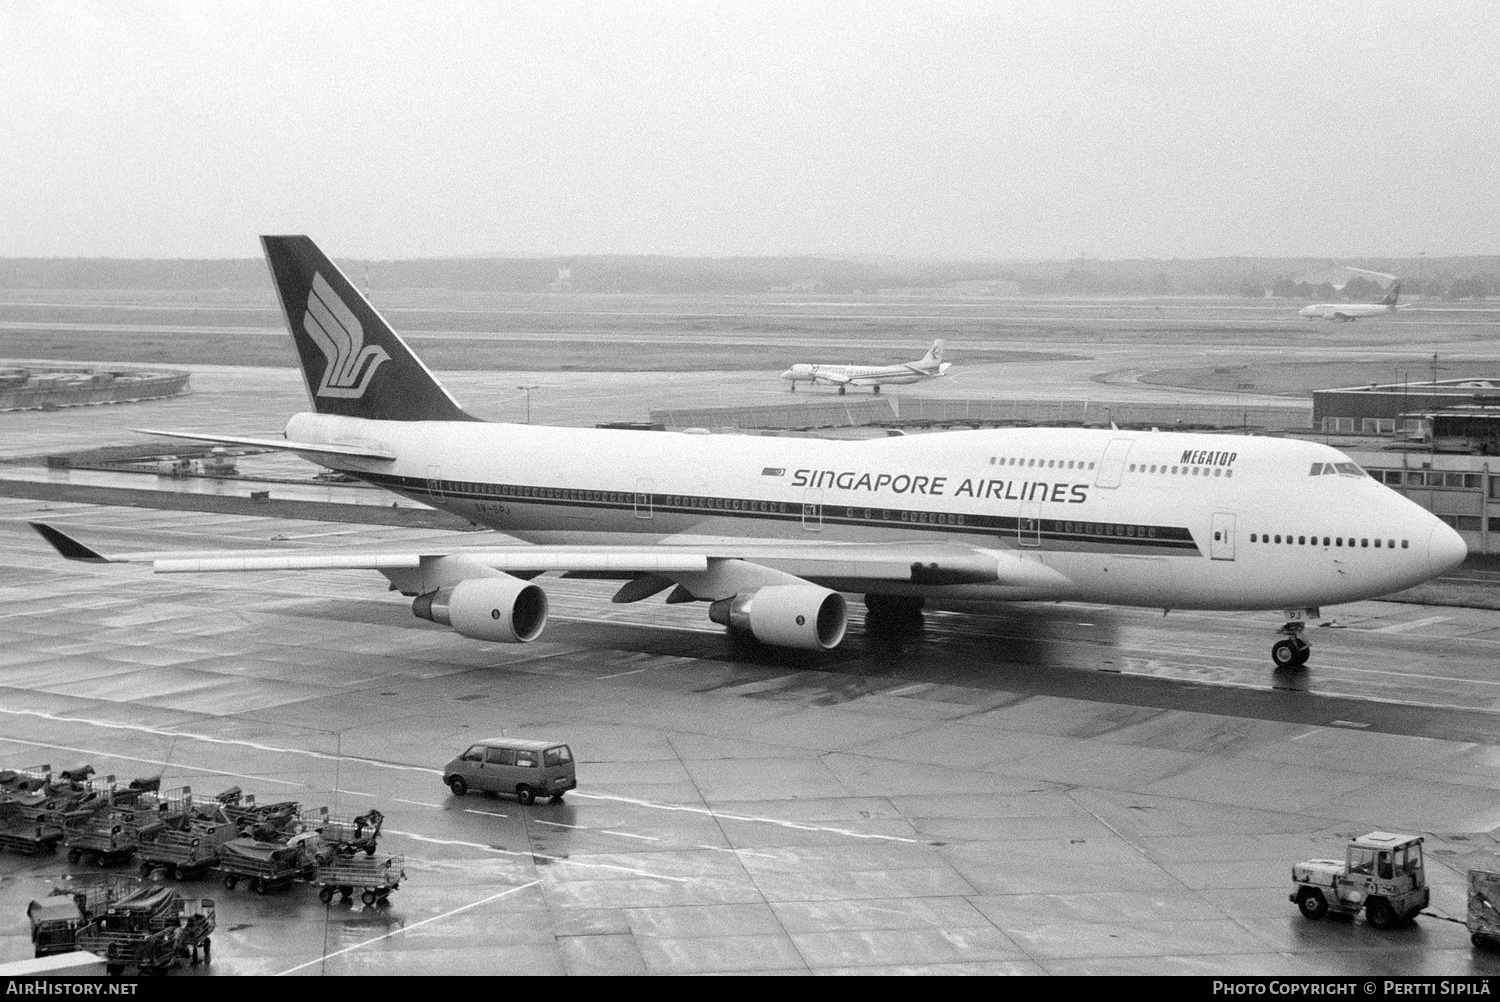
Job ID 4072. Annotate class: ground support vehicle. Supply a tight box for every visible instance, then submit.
[63,811,140,867]
[138,820,236,880]
[73,886,214,975]
[301,807,384,857]
[1291,831,1429,928]
[29,875,142,957]
[313,853,405,906]
[1467,868,1500,948]
[443,738,577,804]
[27,897,85,957]
[216,835,316,894]
[0,801,64,856]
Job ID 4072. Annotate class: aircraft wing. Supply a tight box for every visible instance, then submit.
[131,428,396,461]
[813,370,855,385]
[29,523,1062,592]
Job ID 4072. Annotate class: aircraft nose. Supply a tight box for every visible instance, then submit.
[780,369,795,380]
[1427,520,1468,577]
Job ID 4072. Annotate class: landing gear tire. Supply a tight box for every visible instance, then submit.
[837,386,846,395]
[319,886,335,904]
[1298,891,1328,920]
[1366,898,1397,930]
[1272,637,1310,668]
[873,386,881,394]
[362,890,377,906]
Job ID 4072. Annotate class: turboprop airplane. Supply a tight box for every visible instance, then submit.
[781,340,950,393]
[30,237,1468,670]
[1299,283,1409,322]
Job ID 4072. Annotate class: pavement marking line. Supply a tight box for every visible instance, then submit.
[0,735,303,787]
[274,880,542,977]
[571,792,926,845]
[391,797,444,809]
[463,808,509,818]
[0,706,442,776]
[383,828,690,883]
[1374,615,1454,633]
[696,844,778,859]
[532,820,583,829]
[595,667,651,679]
[603,830,660,841]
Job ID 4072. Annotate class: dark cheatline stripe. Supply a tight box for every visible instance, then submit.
[356,472,1201,555]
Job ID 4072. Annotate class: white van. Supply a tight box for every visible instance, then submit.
[442,738,576,804]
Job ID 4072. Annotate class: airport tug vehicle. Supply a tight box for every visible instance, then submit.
[1290,831,1429,928]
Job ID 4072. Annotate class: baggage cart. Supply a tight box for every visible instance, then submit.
[218,790,301,838]
[0,763,52,795]
[313,853,405,906]
[63,811,140,867]
[0,801,64,856]
[137,820,236,881]
[72,886,215,975]
[216,834,316,894]
[300,807,384,857]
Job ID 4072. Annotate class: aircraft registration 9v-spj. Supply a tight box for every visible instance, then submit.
[31,237,1468,670]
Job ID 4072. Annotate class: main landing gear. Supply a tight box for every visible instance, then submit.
[1272,621,1311,668]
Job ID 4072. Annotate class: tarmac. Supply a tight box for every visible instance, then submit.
[3,309,1500,975]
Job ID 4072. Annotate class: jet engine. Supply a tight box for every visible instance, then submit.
[412,575,548,643]
[708,584,847,650]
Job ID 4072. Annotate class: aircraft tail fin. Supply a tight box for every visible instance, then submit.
[260,236,477,422]
[920,340,945,365]
[1382,283,1401,307]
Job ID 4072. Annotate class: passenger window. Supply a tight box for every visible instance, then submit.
[1402,540,1409,548]
[1298,536,1305,544]
[462,746,484,763]
[1361,539,1368,548]
[1388,540,1395,548]
[484,747,510,766]
[1274,535,1281,543]
[544,746,573,767]
[1375,539,1382,548]
[1322,537,1329,546]
[516,752,538,768]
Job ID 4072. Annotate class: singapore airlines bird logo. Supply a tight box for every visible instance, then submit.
[304,273,390,398]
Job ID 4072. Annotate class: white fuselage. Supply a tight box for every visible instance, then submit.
[1298,303,1398,321]
[286,413,1467,613]
[781,360,947,387]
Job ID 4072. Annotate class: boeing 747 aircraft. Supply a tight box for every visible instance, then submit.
[32,237,1467,669]
[1299,283,1408,322]
[781,340,950,393]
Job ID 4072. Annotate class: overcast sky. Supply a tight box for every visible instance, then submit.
[2,1,1496,260]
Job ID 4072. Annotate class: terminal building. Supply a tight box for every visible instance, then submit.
[1315,379,1500,556]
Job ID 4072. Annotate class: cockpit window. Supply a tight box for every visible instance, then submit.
[1334,462,1364,477]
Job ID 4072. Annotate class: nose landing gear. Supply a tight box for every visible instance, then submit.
[1273,621,1311,667]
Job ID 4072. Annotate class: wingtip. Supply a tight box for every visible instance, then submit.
[29,522,110,562]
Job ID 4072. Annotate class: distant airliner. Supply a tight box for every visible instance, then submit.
[30,237,1468,670]
[782,340,950,394]
[1299,283,1409,322]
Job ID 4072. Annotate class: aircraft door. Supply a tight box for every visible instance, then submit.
[634,478,653,520]
[802,489,823,532]
[426,464,445,500]
[1210,511,1236,561]
[1095,439,1133,488]
[1018,501,1041,547]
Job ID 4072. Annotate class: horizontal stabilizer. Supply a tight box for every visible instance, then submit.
[132,428,396,461]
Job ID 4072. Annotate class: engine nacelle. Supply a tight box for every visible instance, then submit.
[412,575,548,643]
[708,584,847,650]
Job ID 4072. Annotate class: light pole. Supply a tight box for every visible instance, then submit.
[517,385,539,424]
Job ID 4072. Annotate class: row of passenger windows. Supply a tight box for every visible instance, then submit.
[989,457,1096,470]
[1128,463,1233,478]
[1250,533,1409,549]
